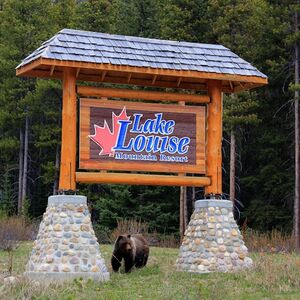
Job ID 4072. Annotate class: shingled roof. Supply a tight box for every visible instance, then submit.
[16,29,267,92]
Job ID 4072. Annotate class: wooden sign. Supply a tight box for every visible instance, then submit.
[80,99,206,174]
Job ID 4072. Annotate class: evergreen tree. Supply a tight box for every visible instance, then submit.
[158,0,211,42]
[75,0,112,32]
[53,0,77,29]
[223,92,260,211]
[0,0,57,213]
[0,0,298,234]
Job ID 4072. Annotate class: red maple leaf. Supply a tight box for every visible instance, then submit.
[89,107,130,156]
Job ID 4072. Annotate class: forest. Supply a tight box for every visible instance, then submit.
[0,0,298,236]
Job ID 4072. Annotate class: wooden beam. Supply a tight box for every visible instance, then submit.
[177,77,182,87]
[127,73,132,83]
[15,58,43,76]
[152,75,157,85]
[59,67,77,191]
[50,65,55,76]
[17,69,63,80]
[76,172,211,187]
[16,58,268,87]
[101,70,107,81]
[18,69,209,91]
[77,86,210,104]
[78,73,207,91]
[76,68,81,78]
[205,80,223,195]
[40,59,268,84]
[239,82,245,89]
[18,68,265,93]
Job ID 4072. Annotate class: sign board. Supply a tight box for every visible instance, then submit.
[79,99,206,174]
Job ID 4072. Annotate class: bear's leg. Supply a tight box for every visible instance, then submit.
[142,252,149,267]
[124,253,134,273]
[134,253,145,268]
[111,252,122,272]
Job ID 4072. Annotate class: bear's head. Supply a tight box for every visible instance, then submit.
[115,234,133,254]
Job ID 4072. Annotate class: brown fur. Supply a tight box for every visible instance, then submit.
[111,234,149,273]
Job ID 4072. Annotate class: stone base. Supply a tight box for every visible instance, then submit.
[176,200,253,273]
[25,195,109,283]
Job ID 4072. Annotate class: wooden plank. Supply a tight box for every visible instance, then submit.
[152,75,157,85]
[17,69,63,79]
[15,58,43,75]
[101,70,107,81]
[77,73,208,91]
[16,58,268,86]
[76,68,81,78]
[205,80,223,195]
[79,98,206,174]
[79,160,205,174]
[17,69,209,91]
[40,59,269,84]
[17,67,266,93]
[50,65,55,76]
[59,67,77,191]
[80,98,204,113]
[79,101,90,166]
[76,172,211,187]
[127,73,132,83]
[20,68,264,93]
[77,86,210,104]
[177,77,182,87]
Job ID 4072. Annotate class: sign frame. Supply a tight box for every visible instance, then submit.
[79,98,206,174]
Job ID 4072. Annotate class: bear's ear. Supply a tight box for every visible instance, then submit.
[127,234,131,239]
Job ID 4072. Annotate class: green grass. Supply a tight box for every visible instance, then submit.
[1,243,300,299]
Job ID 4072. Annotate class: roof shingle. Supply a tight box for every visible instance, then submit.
[16,28,267,79]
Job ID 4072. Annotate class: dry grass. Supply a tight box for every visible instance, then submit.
[2,218,299,299]
[0,216,36,275]
[1,244,300,299]
[110,218,149,241]
[110,218,179,248]
[251,253,300,292]
[243,229,294,253]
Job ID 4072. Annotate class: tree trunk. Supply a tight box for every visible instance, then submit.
[17,128,24,215]
[179,101,188,240]
[21,115,29,215]
[295,7,300,251]
[192,185,196,211]
[53,144,60,195]
[180,186,186,241]
[183,186,188,228]
[230,130,236,205]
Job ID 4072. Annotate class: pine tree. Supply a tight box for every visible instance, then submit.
[75,0,112,32]
[208,0,267,210]
[158,0,211,42]
[223,93,260,208]
[0,0,57,214]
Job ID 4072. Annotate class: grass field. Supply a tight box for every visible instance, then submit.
[1,243,300,300]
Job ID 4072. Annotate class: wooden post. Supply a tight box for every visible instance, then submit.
[205,80,223,196]
[59,67,77,191]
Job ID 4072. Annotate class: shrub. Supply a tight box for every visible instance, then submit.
[0,216,36,274]
[93,224,113,244]
[109,218,180,247]
[110,218,149,241]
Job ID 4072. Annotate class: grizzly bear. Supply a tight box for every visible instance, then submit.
[111,234,149,273]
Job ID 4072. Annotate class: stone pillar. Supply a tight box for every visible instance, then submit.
[176,199,253,273]
[25,195,109,282]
